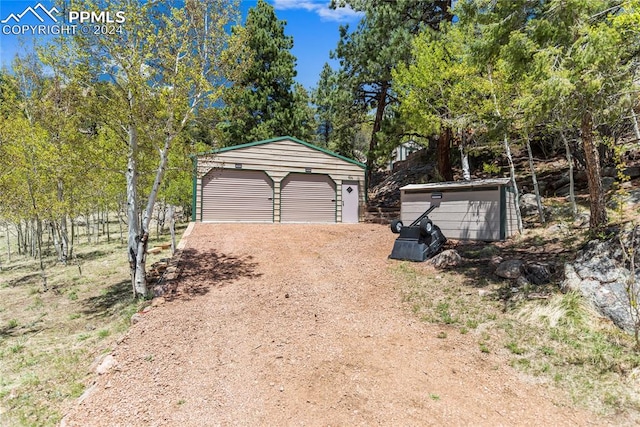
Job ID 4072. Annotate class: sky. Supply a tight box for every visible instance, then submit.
[0,0,363,90]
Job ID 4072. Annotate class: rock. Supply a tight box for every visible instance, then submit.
[131,313,143,325]
[428,249,461,268]
[523,262,552,285]
[76,382,98,404]
[519,193,543,216]
[489,255,504,268]
[601,176,616,192]
[561,264,581,292]
[495,260,524,279]
[574,241,620,283]
[548,223,568,234]
[562,225,640,335]
[624,189,640,205]
[573,213,590,229]
[625,166,640,179]
[593,280,637,333]
[96,355,117,375]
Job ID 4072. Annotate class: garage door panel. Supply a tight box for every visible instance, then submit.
[202,169,273,222]
[281,174,335,223]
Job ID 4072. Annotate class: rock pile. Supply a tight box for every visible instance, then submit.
[494,259,553,286]
[562,224,640,334]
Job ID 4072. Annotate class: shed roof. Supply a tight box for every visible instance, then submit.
[198,136,366,169]
[401,178,512,192]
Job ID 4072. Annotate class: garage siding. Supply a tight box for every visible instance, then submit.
[402,190,501,241]
[196,137,366,223]
[201,169,273,222]
[399,179,518,241]
[281,174,336,223]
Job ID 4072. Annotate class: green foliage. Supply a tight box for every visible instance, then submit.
[220,0,311,145]
[311,63,365,157]
[331,0,454,169]
[393,23,491,142]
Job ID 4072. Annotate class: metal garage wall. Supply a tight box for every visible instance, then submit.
[280,173,336,223]
[399,179,517,241]
[201,169,273,222]
[402,189,501,240]
[196,137,366,223]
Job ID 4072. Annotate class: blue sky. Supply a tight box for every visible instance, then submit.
[0,0,362,89]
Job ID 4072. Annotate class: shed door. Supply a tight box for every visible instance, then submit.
[201,169,273,222]
[281,174,336,223]
[341,181,359,223]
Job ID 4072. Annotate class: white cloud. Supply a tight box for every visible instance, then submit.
[271,0,362,23]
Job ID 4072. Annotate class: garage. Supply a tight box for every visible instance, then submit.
[201,169,273,222]
[194,137,366,223]
[281,174,336,223]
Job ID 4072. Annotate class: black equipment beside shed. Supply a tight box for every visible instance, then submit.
[388,204,447,262]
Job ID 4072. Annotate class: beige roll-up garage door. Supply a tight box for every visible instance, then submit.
[281,173,336,223]
[201,169,273,222]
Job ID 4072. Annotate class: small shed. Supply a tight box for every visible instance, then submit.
[193,136,366,223]
[400,179,519,241]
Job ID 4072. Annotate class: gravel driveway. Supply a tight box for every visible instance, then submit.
[63,223,597,426]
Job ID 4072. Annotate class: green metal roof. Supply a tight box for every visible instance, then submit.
[197,136,366,169]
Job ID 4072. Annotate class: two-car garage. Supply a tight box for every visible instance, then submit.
[194,137,366,224]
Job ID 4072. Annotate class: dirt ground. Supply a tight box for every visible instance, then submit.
[62,223,609,426]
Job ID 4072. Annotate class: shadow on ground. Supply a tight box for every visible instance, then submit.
[81,280,132,318]
[167,248,262,300]
[428,230,584,311]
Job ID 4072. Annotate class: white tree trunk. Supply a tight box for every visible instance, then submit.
[169,205,176,256]
[127,122,142,297]
[459,140,471,181]
[560,130,578,218]
[5,223,11,264]
[525,134,545,224]
[134,133,174,298]
[503,134,523,233]
[487,66,523,233]
[631,107,640,143]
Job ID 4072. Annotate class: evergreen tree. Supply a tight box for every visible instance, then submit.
[458,0,640,230]
[331,0,453,181]
[220,0,309,145]
[311,63,363,157]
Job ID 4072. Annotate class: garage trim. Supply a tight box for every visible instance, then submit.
[212,136,366,169]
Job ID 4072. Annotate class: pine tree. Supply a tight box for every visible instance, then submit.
[331,0,453,181]
[220,0,310,145]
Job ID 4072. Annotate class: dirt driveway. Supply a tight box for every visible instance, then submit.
[63,223,601,426]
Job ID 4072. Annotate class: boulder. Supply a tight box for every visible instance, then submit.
[523,262,552,285]
[562,224,640,334]
[519,193,543,216]
[96,354,117,375]
[428,249,461,268]
[495,260,524,279]
[601,176,616,192]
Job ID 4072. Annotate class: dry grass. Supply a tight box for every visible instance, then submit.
[393,240,640,417]
[0,222,178,426]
